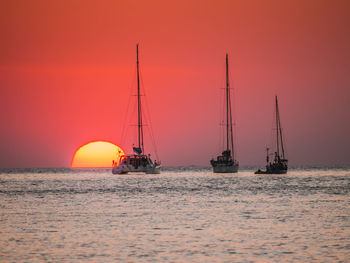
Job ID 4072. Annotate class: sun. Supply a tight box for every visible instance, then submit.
[71,141,125,168]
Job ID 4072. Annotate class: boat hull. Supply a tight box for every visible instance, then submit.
[255,169,287,175]
[112,154,161,175]
[112,164,161,174]
[146,165,161,174]
[212,163,239,173]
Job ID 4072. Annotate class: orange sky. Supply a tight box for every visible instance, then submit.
[1,0,349,167]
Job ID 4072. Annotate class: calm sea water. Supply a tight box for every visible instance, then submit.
[0,167,349,262]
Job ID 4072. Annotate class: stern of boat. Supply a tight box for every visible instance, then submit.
[212,163,239,173]
[145,165,161,174]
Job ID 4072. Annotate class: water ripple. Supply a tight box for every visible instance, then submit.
[0,168,349,262]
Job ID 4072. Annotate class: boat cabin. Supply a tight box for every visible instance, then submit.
[121,154,153,167]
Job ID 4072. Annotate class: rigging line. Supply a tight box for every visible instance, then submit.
[218,56,226,153]
[126,64,141,152]
[228,87,233,152]
[277,98,285,158]
[280,121,287,159]
[129,95,139,148]
[229,61,238,160]
[219,84,225,153]
[275,96,280,157]
[120,63,137,148]
[144,91,160,160]
[142,80,160,160]
[123,77,138,146]
[148,117,160,161]
[226,54,234,156]
[228,82,235,160]
[276,97,281,157]
[219,83,225,153]
[268,97,275,153]
[140,97,144,153]
[119,98,130,146]
[123,102,137,153]
[139,61,160,160]
[146,125,160,161]
[138,61,148,154]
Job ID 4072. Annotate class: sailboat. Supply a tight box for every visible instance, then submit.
[112,44,161,174]
[255,96,288,174]
[210,54,239,173]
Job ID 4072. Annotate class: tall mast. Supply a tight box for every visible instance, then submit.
[276,96,285,158]
[229,79,234,159]
[226,54,229,151]
[136,44,144,153]
[275,96,279,157]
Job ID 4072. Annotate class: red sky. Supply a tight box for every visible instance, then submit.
[1,0,349,167]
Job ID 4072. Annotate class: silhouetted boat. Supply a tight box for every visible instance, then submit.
[255,96,288,174]
[210,54,239,173]
[112,44,160,174]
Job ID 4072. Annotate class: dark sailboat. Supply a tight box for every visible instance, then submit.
[255,96,288,174]
[112,44,160,174]
[210,54,239,173]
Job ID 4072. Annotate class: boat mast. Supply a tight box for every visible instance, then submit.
[136,44,144,154]
[226,54,230,152]
[229,73,234,159]
[276,96,285,159]
[225,54,235,159]
[275,96,280,157]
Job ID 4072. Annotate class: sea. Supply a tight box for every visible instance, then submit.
[0,167,349,262]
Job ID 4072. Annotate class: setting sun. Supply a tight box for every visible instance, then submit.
[71,141,125,168]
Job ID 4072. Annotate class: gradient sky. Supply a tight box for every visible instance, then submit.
[1,0,349,167]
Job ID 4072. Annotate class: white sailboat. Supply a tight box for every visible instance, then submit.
[112,44,160,174]
[210,54,239,173]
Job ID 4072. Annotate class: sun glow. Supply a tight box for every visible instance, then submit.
[71,141,125,168]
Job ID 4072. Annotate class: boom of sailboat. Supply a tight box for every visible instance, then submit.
[112,44,288,174]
